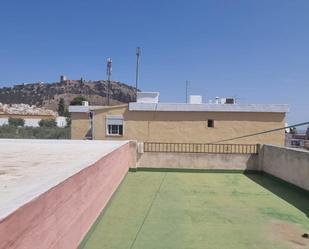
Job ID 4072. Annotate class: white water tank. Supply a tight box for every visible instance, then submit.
[188,95,202,104]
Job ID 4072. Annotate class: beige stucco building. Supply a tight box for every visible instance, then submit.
[69,93,289,146]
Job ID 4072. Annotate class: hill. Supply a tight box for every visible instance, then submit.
[0,79,137,111]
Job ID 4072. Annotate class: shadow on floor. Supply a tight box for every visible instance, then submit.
[245,173,309,218]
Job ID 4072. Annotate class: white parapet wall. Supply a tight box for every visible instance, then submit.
[261,145,309,191]
[24,118,41,127]
[0,139,136,249]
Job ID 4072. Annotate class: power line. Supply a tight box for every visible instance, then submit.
[208,121,309,144]
[185,80,189,103]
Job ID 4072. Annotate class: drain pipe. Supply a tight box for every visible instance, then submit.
[89,111,95,140]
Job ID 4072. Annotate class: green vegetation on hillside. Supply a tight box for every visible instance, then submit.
[70,96,88,105]
[39,118,57,127]
[0,125,70,139]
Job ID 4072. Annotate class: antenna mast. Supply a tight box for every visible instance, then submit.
[135,47,141,100]
[185,80,189,103]
[106,58,112,106]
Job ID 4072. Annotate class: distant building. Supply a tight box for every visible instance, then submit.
[69,92,289,146]
[285,131,309,150]
[56,116,67,128]
[0,103,66,127]
[60,75,67,83]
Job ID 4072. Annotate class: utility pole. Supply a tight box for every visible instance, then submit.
[135,47,141,100]
[106,58,112,106]
[185,80,189,103]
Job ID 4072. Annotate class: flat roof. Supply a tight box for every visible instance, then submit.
[129,103,289,113]
[69,103,289,113]
[69,104,128,113]
[79,171,309,249]
[0,139,128,220]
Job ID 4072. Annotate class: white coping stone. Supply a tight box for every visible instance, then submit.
[0,139,129,220]
[69,103,289,113]
[129,103,290,113]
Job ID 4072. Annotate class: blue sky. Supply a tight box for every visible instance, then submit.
[0,0,308,124]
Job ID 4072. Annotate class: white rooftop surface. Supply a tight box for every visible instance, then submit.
[0,139,128,220]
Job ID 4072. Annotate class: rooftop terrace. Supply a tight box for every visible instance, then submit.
[79,171,309,249]
[0,140,308,249]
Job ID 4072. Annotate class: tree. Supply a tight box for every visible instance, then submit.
[39,119,57,128]
[8,117,25,127]
[70,96,87,106]
[63,108,70,117]
[57,98,65,116]
[65,117,71,128]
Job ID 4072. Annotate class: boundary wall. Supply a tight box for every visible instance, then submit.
[260,145,309,191]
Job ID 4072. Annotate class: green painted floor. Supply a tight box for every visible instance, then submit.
[79,172,309,249]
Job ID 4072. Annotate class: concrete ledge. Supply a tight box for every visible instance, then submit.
[130,167,260,174]
[0,140,135,249]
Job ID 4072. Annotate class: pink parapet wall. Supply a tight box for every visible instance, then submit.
[0,141,136,249]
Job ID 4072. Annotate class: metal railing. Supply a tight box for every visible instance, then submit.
[144,142,259,154]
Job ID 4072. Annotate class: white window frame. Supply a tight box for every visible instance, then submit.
[106,115,124,136]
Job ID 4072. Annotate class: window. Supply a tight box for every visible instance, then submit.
[207,119,214,128]
[106,116,123,136]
